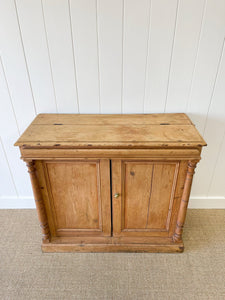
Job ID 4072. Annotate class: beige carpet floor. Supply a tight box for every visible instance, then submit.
[0,209,225,300]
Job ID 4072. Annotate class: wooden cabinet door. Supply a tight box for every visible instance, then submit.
[36,159,111,237]
[112,159,187,237]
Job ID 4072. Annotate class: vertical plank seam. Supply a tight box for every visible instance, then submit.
[40,0,58,113]
[0,57,20,135]
[96,0,101,113]
[164,0,180,113]
[143,0,152,113]
[0,137,19,197]
[13,0,37,116]
[97,161,103,231]
[202,38,225,137]
[68,0,80,113]
[185,0,207,113]
[145,165,154,229]
[121,0,125,113]
[206,128,225,197]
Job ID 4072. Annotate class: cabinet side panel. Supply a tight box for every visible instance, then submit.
[46,161,100,230]
[35,160,57,237]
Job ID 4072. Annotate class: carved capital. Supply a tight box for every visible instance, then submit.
[26,160,36,174]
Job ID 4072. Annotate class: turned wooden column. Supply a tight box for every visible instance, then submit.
[173,160,198,242]
[26,160,50,243]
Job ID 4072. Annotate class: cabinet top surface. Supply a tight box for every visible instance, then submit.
[15,113,206,148]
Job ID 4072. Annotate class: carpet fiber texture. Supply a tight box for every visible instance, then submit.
[0,209,225,300]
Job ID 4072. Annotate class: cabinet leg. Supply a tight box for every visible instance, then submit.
[173,161,198,243]
[26,160,50,243]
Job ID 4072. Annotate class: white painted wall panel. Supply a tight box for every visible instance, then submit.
[123,0,150,113]
[209,133,225,197]
[42,0,79,113]
[0,0,36,133]
[192,42,225,197]
[0,0,225,208]
[98,0,123,113]
[0,58,32,197]
[0,138,17,197]
[165,0,205,112]
[144,0,178,112]
[187,0,225,134]
[70,0,100,113]
[15,0,57,114]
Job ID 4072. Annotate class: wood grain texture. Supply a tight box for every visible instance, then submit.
[32,113,192,125]
[41,160,111,237]
[42,241,184,253]
[124,162,154,229]
[15,113,206,148]
[46,161,100,230]
[20,148,201,160]
[112,160,179,237]
[26,161,50,243]
[173,161,198,242]
[146,163,178,230]
[16,114,205,252]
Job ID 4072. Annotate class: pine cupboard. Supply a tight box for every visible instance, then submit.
[15,114,206,253]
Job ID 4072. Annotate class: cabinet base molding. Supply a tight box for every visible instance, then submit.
[41,238,184,253]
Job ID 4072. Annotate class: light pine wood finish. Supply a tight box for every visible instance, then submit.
[15,113,206,148]
[15,114,206,252]
[41,160,111,237]
[173,161,198,242]
[26,161,50,243]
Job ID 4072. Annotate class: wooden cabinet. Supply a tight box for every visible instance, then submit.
[15,113,206,252]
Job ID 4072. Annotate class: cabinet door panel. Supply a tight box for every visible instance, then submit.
[112,160,180,237]
[39,159,111,237]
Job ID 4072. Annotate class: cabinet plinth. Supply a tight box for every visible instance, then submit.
[15,113,206,253]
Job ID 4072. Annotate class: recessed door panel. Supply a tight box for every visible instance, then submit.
[112,160,180,237]
[40,159,111,237]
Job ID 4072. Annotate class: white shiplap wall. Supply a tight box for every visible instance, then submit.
[0,0,225,208]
